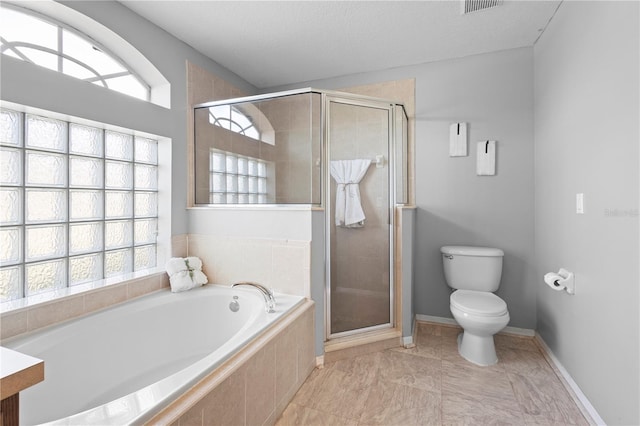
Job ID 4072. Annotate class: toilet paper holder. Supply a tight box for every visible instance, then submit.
[543,268,575,295]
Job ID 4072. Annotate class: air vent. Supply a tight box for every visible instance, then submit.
[461,0,503,14]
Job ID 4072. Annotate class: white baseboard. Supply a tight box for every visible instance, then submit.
[415,314,535,337]
[402,335,414,346]
[534,334,605,426]
[315,355,324,368]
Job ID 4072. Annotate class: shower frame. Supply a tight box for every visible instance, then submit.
[193,87,409,341]
[323,92,407,340]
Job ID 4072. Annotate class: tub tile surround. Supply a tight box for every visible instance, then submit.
[172,234,189,258]
[148,300,315,426]
[277,322,591,426]
[188,234,311,297]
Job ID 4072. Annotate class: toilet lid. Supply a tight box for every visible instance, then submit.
[450,290,508,317]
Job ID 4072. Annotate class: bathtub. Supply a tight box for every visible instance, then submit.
[4,284,305,425]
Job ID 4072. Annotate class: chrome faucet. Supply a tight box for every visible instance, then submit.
[231,282,276,313]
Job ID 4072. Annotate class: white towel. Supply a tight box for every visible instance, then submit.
[330,159,371,228]
[477,140,496,176]
[166,257,188,276]
[165,257,208,292]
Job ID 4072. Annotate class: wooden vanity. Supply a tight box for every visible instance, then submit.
[0,347,44,426]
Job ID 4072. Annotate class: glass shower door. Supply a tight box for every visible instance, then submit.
[327,97,393,337]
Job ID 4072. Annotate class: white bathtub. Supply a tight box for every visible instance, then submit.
[4,284,304,425]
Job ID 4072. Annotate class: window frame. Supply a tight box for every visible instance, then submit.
[0,108,160,303]
[0,3,151,102]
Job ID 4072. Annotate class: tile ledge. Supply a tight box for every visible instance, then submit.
[1,268,166,315]
[187,204,318,211]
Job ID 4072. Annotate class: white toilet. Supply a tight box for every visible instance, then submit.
[441,245,510,366]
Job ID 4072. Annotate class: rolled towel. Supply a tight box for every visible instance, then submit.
[169,271,199,293]
[184,257,207,285]
[165,256,209,293]
[166,257,188,276]
[184,256,203,271]
[191,269,208,285]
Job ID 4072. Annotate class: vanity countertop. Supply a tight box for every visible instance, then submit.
[0,346,44,399]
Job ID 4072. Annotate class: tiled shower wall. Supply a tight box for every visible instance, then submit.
[189,62,321,206]
[262,94,321,204]
[187,62,248,207]
[340,79,415,205]
[186,61,315,299]
[329,102,391,333]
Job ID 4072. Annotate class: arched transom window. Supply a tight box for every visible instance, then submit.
[208,105,261,141]
[0,4,150,101]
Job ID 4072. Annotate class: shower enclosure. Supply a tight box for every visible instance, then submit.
[193,88,408,340]
[326,95,407,338]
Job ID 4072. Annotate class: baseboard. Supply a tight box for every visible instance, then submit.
[415,314,458,326]
[534,334,605,426]
[315,355,324,368]
[402,335,414,346]
[415,314,535,337]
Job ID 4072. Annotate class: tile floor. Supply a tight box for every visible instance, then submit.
[277,322,590,426]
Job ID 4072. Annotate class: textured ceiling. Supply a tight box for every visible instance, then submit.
[121,0,561,89]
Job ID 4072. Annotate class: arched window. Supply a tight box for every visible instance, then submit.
[208,102,275,145]
[0,3,150,101]
[209,105,261,141]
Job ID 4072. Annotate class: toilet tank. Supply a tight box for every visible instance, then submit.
[441,246,504,292]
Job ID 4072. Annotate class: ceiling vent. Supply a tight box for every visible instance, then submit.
[461,0,503,14]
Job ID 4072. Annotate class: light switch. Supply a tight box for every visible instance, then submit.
[576,193,584,214]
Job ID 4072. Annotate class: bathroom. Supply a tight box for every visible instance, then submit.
[0,1,638,425]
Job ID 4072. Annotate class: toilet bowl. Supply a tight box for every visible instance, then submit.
[450,290,509,366]
[441,246,509,366]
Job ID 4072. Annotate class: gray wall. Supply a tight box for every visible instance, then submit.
[0,0,256,236]
[534,2,639,424]
[274,47,537,329]
[413,49,536,329]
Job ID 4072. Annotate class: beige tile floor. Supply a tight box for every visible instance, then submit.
[277,322,590,426]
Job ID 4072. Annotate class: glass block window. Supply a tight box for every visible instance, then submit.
[0,4,150,101]
[0,109,159,302]
[209,150,268,204]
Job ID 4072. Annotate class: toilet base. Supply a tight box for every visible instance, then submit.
[457,332,498,366]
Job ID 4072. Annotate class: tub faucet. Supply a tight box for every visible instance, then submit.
[231,282,276,313]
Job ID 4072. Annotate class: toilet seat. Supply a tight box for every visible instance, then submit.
[450,290,508,317]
